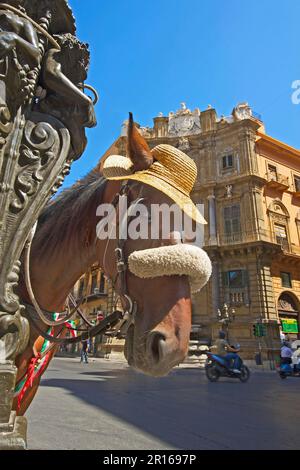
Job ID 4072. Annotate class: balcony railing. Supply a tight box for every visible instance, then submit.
[212,230,300,256]
[292,183,300,199]
[265,172,289,191]
[217,229,270,246]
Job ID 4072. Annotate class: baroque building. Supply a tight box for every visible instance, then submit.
[99,102,300,363]
[73,264,120,356]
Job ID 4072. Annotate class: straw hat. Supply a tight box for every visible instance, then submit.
[103,144,206,224]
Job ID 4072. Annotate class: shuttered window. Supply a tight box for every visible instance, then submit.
[222,155,233,169]
[91,274,97,293]
[78,279,84,298]
[224,205,241,235]
[294,176,300,192]
[280,272,292,288]
[274,224,289,251]
[99,273,105,293]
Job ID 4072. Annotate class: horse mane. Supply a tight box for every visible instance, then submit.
[34,168,107,255]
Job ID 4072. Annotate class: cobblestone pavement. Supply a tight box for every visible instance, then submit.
[26,357,300,450]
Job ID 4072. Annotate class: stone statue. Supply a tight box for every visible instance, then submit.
[225,185,233,198]
[0,1,40,65]
[168,102,201,137]
[0,0,97,449]
[39,33,97,160]
[0,0,41,121]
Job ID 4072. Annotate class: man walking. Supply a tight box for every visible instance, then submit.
[80,339,89,364]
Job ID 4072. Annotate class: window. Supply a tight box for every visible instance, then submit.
[99,273,105,293]
[78,279,84,298]
[294,176,300,192]
[274,224,289,250]
[223,270,248,289]
[91,274,97,293]
[281,272,292,288]
[224,205,241,236]
[222,155,233,170]
[222,270,249,305]
[268,164,277,180]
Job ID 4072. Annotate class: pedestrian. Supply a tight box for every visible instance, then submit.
[80,339,89,364]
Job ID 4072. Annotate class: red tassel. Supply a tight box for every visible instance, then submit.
[17,353,42,411]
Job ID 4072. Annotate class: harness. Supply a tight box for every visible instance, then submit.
[23,182,138,347]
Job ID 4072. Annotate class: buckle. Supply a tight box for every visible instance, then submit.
[117,261,126,273]
[115,248,127,272]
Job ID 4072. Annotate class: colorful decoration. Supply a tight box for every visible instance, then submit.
[15,314,78,410]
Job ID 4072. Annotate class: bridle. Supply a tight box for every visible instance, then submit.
[23,182,139,346]
[100,181,145,337]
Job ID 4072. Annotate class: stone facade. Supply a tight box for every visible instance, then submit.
[73,265,124,357]
[99,102,300,364]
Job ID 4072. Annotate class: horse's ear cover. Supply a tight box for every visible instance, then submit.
[103,155,134,179]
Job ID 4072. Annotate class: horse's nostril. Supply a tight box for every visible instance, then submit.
[147,332,167,364]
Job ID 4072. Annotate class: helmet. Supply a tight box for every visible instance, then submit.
[219,331,226,339]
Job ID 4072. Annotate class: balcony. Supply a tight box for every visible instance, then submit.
[292,183,300,199]
[215,230,300,257]
[265,172,289,191]
[87,288,107,300]
[217,229,270,246]
[226,289,248,306]
[275,237,290,252]
[290,244,300,256]
[293,191,300,199]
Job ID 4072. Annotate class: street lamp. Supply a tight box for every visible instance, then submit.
[217,303,235,341]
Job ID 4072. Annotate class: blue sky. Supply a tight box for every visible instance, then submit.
[64,0,300,188]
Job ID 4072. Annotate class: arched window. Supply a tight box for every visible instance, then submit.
[267,200,290,250]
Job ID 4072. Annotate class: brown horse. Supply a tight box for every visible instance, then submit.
[14,118,211,415]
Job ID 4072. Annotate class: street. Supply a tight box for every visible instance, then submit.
[26,357,300,450]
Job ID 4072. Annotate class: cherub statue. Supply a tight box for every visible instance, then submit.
[38,33,97,160]
[0,0,40,65]
[0,1,96,160]
[0,0,41,113]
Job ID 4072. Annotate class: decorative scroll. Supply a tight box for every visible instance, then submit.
[10,122,58,213]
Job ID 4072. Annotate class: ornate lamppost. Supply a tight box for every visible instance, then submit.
[0,0,97,449]
[217,303,236,341]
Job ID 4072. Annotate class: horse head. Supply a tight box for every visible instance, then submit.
[101,115,212,377]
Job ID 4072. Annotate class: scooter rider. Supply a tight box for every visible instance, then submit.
[292,345,300,373]
[280,341,293,365]
[212,331,241,373]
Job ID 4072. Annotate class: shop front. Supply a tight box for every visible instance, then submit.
[278,293,300,341]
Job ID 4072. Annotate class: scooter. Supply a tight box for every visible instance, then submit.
[204,351,250,383]
[278,362,300,379]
